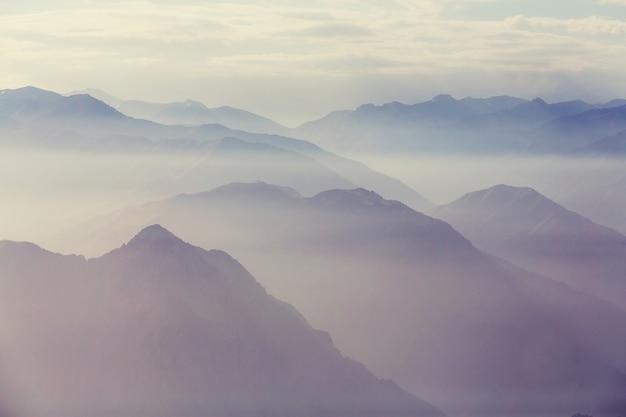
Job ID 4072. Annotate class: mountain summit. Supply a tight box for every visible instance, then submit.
[126,223,184,246]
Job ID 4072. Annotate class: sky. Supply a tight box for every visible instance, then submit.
[1,0,626,126]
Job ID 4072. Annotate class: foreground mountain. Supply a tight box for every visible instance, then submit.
[0,225,442,417]
[50,182,626,417]
[430,184,626,311]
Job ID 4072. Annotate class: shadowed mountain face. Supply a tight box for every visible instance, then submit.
[430,184,626,311]
[49,183,626,417]
[0,225,442,417]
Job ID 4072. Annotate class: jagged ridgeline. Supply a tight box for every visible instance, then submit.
[0,225,442,417]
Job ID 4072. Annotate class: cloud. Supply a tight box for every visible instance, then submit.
[1,0,625,123]
[289,23,374,37]
[598,0,626,5]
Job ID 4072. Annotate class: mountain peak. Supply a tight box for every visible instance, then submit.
[210,181,303,200]
[312,188,390,209]
[0,86,63,102]
[455,184,542,208]
[431,94,456,103]
[127,224,183,247]
[484,183,536,197]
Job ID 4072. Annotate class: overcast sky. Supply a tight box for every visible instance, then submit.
[2,0,626,125]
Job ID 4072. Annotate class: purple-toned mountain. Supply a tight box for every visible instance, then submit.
[49,182,626,417]
[430,184,626,310]
[0,225,442,417]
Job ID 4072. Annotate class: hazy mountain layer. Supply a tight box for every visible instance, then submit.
[49,182,626,417]
[430,184,626,311]
[0,86,432,211]
[0,225,442,417]
[293,94,626,155]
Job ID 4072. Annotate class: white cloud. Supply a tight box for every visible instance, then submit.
[1,0,625,123]
[598,0,626,5]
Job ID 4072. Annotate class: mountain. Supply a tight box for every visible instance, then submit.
[603,98,626,108]
[1,87,126,125]
[66,88,124,107]
[430,184,626,310]
[67,88,289,134]
[293,95,605,155]
[293,94,491,153]
[49,182,626,417]
[528,105,626,153]
[0,225,442,417]
[122,100,289,134]
[575,130,626,155]
[459,95,529,113]
[0,86,431,211]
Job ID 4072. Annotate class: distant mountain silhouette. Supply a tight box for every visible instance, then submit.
[575,130,626,155]
[603,98,626,108]
[0,225,443,417]
[0,86,432,210]
[68,88,289,134]
[529,105,626,153]
[119,99,289,135]
[292,94,626,155]
[67,88,123,107]
[430,184,626,310]
[49,183,626,417]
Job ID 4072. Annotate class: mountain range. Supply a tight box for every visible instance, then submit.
[293,94,626,156]
[60,88,626,157]
[3,84,626,416]
[48,182,626,417]
[0,86,431,211]
[0,224,442,417]
[69,88,290,135]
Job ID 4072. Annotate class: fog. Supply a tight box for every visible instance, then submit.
[354,153,626,234]
[0,147,353,243]
[2,142,626,416]
[3,149,624,244]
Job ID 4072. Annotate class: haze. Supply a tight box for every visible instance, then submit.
[1,1,626,416]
